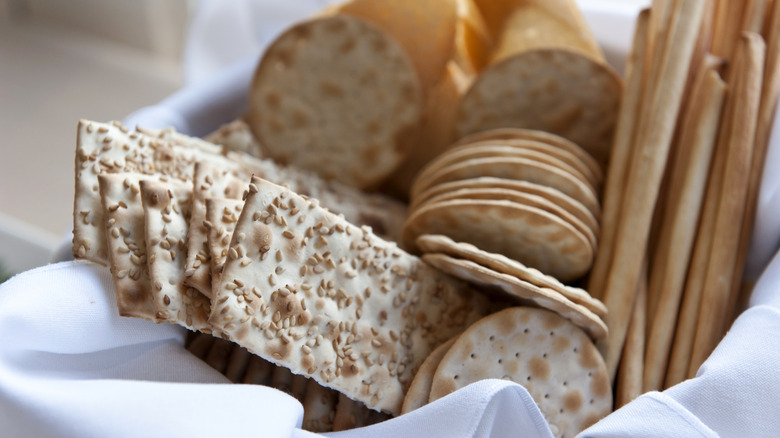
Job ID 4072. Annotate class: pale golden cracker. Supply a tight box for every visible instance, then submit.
[205,198,244,294]
[402,199,593,282]
[429,307,611,438]
[204,119,263,158]
[401,336,458,414]
[247,15,423,189]
[417,234,606,318]
[209,177,494,415]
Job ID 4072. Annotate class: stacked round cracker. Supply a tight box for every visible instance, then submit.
[403,128,602,283]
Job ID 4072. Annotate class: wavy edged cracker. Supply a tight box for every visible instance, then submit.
[417,141,599,194]
[429,307,611,438]
[456,49,621,167]
[247,14,424,189]
[409,156,600,219]
[419,188,598,252]
[205,198,244,293]
[302,379,340,432]
[423,254,606,341]
[401,335,458,414]
[99,173,158,321]
[402,199,593,282]
[337,0,457,91]
[185,161,247,297]
[210,177,494,415]
[452,128,603,182]
[204,119,262,158]
[140,179,211,331]
[333,394,392,431]
[418,235,606,319]
[410,177,600,225]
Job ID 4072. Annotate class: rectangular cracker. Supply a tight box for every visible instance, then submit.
[205,197,244,293]
[209,176,493,415]
[140,179,211,331]
[99,173,158,321]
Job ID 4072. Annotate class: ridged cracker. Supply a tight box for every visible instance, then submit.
[402,199,593,282]
[247,14,423,188]
[429,307,611,438]
[417,234,606,318]
[302,379,340,432]
[400,335,457,414]
[209,177,494,415]
[140,179,211,331]
[333,393,391,431]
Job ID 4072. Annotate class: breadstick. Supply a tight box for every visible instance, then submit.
[616,261,647,409]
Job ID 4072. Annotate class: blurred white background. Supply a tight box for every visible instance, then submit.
[0,0,649,275]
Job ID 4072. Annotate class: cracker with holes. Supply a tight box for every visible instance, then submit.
[422,253,606,341]
[140,179,211,331]
[99,173,161,321]
[247,14,424,189]
[402,199,594,282]
[417,235,606,318]
[206,198,245,293]
[429,307,611,438]
[210,177,494,415]
[401,335,458,414]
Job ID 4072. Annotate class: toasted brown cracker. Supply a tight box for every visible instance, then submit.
[429,307,611,438]
[401,336,458,414]
[224,345,253,383]
[333,394,391,431]
[402,199,593,282]
[422,254,606,342]
[247,15,423,189]
[209,177,493,415]
[243,355,274,386]
[417,234,606,318]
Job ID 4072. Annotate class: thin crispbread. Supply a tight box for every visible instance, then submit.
[410,177,600,227]
[205,337,235,375]
[429,307,611,438]
[302,379,340,433]
[400,335,458,414]
[185,161,247,298]
[402,199,593,282]
[418,188,598,252]
[204,119,263,158]
[455,49,621,167]
[140,179,211,331]
[243,355,275,386]
[224,345,252,383]
[247,14,423,189]
[209,176,494,415]
[417,234,606,318]
[99,173,158,322]
[409,156,600,219]
[333,393,391,431]
[185,331,216,360]
[422,254,607,341]
[451,128,603,182]
[205,198,245,294]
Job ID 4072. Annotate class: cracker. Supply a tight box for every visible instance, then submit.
[205,337,235,375]
[409,156,600,219]
[422,254,606,341]
[429,307,611,438]
[418,188,598,252]
[302,379,339,432]
[247,14,423,189]
[140,179,211,331]
[452,128,603,182]
[416,235,606,319]
[205,198,244,293]
[243,355,274,386]
[413,144,598,198]
[455,49,621,167]
[185,331,216,360]
[204,119,262,158]
[271,366,295,395]
[333,394,391,431]
[402,199,593,282]
[99,173,158,321]
[185,161,247,298]
[410,177,600,229]
[209,177,493,415]
[224,345,252,383]
[401,336,458,414]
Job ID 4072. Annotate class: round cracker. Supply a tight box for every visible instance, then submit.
[429,307,611,437]
[410,177,600,231]
[453,128,604,182]
[456,49,621,167]
[247,15,423,189]
[401,199,593,282]
[417,234,607,318]
[409,156,600,220]
[401,336,458,414]
[418,187,598,251]
[414,143,598,197]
